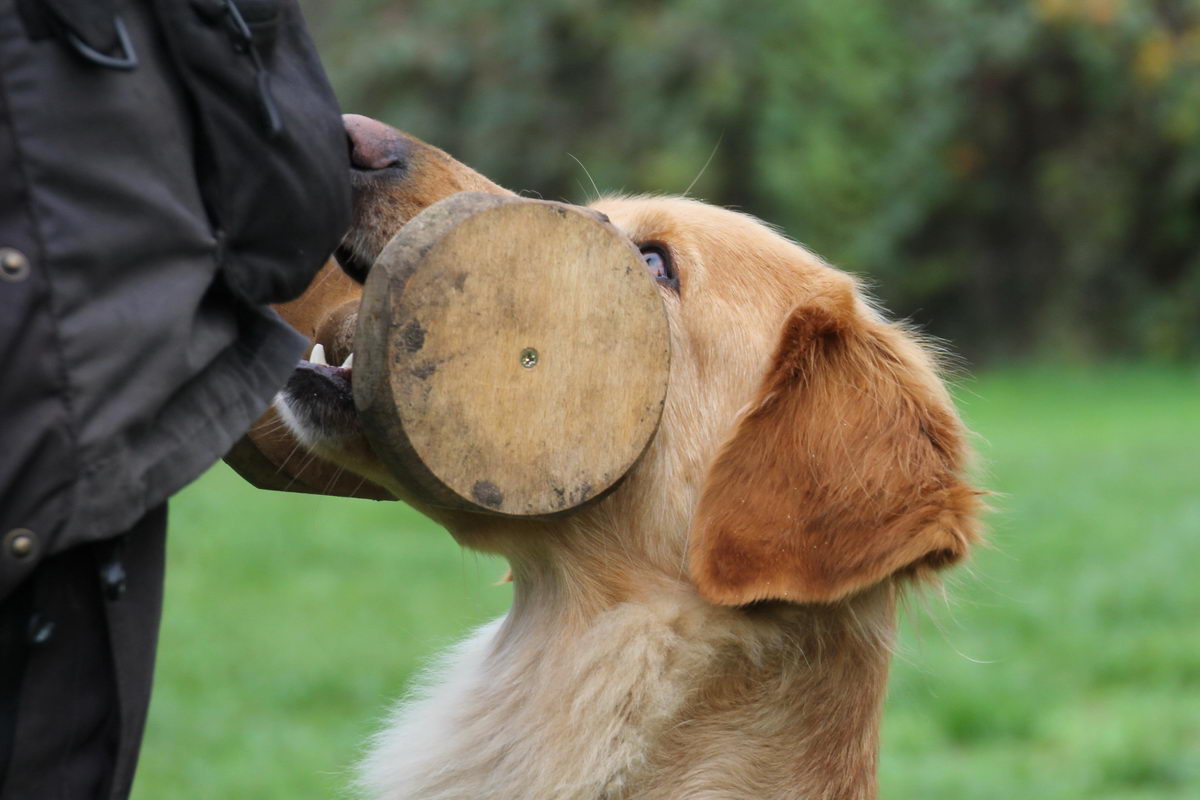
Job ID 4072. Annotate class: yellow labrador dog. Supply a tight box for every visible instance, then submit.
[275,115,983,799]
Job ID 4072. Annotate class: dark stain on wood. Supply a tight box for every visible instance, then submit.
[401,319,426,353]
[411,360,438,380]
[471,480,504,509]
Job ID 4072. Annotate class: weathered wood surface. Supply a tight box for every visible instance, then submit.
[354,193,670,516]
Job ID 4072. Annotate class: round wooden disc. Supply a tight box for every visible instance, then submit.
[354,193,670,516]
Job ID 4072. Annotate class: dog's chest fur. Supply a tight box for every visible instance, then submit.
[358,588,893,800]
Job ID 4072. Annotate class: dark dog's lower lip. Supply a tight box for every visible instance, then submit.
[299,360,351,381]
[284,361,356,429]
[290,360,353,395]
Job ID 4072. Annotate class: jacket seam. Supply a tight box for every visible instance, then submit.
[0,32,81,533]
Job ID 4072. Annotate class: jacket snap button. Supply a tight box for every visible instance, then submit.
[100,558,128,601]
[27,612,55,646]
[5,529,37,559]
[0,248,30,282]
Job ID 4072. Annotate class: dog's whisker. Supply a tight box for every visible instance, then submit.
[252,418,293,438]
[274,440,306,475]
[682,132,724,198]
[567,152,601,202]
[321,466,347,494]
[283,452,322,491]
[574,180,591,205]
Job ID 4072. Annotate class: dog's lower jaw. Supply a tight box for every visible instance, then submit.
[272,393,403,495]
[357,549,896,800]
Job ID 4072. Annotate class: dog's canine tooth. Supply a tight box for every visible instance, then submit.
[310,343,328,365]
[341,353,354,369]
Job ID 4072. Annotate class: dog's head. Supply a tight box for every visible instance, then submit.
[276,116,982,606]
[268,116,514,497]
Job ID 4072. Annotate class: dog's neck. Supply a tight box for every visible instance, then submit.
[360,514,896,800]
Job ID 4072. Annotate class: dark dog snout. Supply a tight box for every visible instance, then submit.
[344,113,410,173]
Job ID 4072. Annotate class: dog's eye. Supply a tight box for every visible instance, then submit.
[640,245,678,292]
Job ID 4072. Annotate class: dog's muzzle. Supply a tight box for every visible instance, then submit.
[229,192,671,519]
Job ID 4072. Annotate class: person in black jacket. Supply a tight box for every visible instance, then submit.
[0,1,350,797]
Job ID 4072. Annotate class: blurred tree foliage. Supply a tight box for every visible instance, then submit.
[301,0,1200,362]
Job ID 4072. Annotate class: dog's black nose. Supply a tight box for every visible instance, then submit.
[344,113,410,172]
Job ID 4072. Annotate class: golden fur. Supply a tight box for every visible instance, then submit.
[275,122,984,799]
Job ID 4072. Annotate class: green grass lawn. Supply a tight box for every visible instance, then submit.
[131,365,1200,799]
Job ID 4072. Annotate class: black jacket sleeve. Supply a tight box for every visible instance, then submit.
[0,0,350,599]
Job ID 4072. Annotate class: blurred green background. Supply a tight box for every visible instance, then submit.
[303,0,1200,362]
[132,1,1199,798]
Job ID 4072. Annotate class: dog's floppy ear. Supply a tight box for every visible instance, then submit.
[688,285,981,605]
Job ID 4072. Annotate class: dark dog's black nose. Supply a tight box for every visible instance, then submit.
[344,113,410,172]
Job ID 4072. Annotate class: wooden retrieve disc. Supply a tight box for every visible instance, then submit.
[353,192,670,516]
